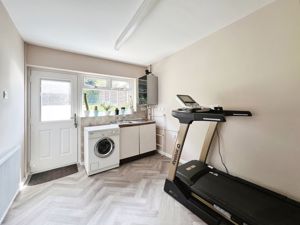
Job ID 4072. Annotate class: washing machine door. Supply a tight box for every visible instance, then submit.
[94,137,115,158]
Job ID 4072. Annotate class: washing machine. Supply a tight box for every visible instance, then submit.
[84,124,120,176]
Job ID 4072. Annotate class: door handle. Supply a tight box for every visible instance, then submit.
[73,113,78,128]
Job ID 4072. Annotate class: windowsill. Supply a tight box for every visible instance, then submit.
[80,110,135,118]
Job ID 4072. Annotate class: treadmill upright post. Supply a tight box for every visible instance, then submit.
[199,122,218,163]
[167,123,190,181]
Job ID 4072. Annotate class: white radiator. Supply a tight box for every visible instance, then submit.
[0,146,21,224]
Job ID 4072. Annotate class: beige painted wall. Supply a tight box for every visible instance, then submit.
[153,0,300,201]
[26,44,145,78]
[0,2,25,169]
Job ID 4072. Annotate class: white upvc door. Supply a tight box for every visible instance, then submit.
[30,69,78,173]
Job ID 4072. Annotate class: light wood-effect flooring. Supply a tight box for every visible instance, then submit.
[2,154,206,225]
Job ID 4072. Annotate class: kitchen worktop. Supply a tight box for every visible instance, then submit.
[118,120,155,128]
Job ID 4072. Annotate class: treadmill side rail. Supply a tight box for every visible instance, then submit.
[223,110,252,117]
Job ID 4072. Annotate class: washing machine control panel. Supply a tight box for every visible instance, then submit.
[89,129,120,139]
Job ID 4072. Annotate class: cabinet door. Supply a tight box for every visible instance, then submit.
[146,75,158,105]
[120,126,140,159]
[139,123,156,154]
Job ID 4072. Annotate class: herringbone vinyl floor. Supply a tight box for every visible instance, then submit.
[2,154,206,225]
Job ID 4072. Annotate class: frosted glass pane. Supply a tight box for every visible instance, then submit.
[112,80,130,89]
[84,77,107,88]
[41,80,71,121]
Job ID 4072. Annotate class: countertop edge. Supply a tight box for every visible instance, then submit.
[118,120,155,128]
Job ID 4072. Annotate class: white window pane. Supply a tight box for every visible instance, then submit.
[41,80,71,121]
[110,90,118,106]
[118,90,128,107]
[84,77,107,88]
[112,80,130,90]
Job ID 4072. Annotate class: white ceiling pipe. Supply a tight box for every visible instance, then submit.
[114,0,160,51]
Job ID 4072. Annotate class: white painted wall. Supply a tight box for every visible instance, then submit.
[0,1,24,167]
[0,1,24,221]
[153,0,300,201]
[26,44,145,78]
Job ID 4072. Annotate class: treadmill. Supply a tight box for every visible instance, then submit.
[164,95,300,225]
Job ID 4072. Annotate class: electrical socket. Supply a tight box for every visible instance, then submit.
[2,91,8,99]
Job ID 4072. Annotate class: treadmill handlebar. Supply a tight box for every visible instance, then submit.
[172,109,252,124]
[223,110,252,117]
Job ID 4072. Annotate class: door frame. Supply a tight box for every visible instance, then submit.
[27,67,81,174]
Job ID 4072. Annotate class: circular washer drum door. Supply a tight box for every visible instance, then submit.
[94,137,115,158]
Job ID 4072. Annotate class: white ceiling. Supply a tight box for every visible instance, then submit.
[2,0,274,66]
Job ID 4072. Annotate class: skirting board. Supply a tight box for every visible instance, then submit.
[157,150,187,164]
[0,188,19,224]
[0,145,21,224]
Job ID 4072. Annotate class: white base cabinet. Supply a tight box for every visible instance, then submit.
[120,126,140,160]
[120,123,156,159]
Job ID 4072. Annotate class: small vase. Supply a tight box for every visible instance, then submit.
[84,111,90,117]
[128,107,133,114]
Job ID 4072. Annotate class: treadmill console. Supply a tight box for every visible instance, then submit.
[176,94,210,113]
[176,95,200,108]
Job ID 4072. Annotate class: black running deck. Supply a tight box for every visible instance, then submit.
[191,172,300,225]
[176,161,300,225]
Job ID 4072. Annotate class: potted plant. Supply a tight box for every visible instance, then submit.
[83,93,90,117]
[101,103,112,116]
[121,106,126,115]
[94,106,99,116]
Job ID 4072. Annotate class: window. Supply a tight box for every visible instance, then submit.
[82,76,134,115]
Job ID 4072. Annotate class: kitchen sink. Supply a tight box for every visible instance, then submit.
[119,120,146,124]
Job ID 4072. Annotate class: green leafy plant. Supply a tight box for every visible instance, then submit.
[100,103,112,112]
[84,93,89,111]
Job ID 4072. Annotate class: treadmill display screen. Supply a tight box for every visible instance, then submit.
[177,95,196,103]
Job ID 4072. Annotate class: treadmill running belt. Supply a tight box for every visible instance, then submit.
[191,172,300,225]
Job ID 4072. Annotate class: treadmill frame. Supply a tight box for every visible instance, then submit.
[167,109,251,182]
[165,109,252,225]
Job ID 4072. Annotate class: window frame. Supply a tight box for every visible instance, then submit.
[79,74,136,116]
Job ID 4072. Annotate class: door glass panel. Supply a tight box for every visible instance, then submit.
[41,80,71,121]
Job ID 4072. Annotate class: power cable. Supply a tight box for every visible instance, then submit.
[216,127,229,174]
